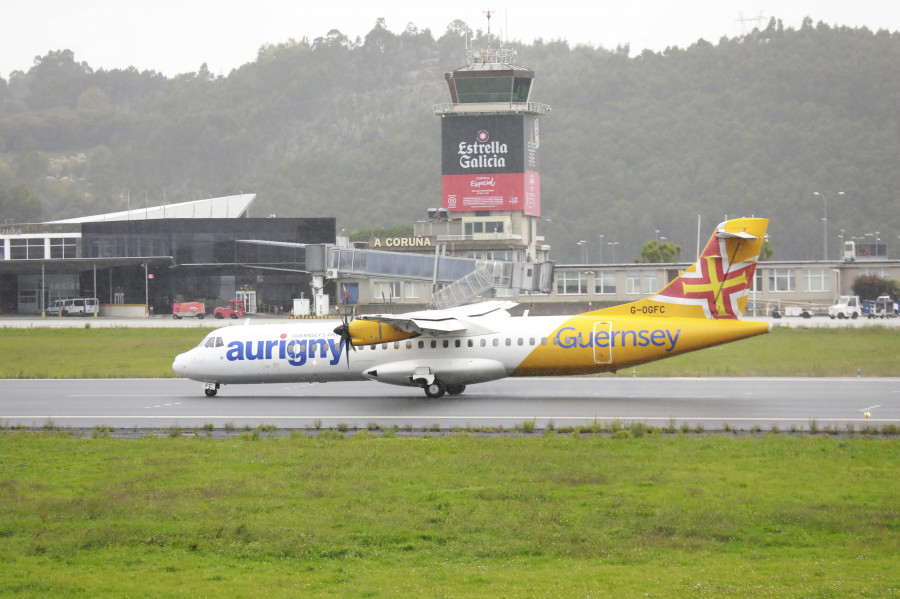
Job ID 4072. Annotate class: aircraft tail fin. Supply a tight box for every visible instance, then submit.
[591,217,768,320]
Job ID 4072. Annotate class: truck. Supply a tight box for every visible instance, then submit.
[827,295,862,319]
[214,298,245,319]
[172,301,206,319]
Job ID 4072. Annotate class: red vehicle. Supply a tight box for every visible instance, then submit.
[214,298,245,319]
[172,302,206,319]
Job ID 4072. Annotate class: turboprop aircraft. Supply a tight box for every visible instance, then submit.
[173,217,770,397]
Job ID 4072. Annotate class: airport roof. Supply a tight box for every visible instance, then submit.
[46,193,256,224]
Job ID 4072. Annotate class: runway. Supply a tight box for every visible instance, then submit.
[2,376,898,432]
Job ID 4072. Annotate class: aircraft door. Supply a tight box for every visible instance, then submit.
[593,321,612,364]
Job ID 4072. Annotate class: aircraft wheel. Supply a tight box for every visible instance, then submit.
[204,388,217,397]
[446,384,466,395]
[424,379,446,399]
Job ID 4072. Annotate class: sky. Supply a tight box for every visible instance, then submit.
[2,1,899,79]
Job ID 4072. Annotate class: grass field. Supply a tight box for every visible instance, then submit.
[0,433,897,597]
[0,325,897,378]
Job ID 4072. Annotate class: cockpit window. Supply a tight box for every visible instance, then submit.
[204,337,217,348]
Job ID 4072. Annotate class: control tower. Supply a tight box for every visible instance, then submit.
[420,26,551,265]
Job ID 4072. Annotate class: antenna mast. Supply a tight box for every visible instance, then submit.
[735,11,766,35]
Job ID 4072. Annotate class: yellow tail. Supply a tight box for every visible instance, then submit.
[591,217,768,320]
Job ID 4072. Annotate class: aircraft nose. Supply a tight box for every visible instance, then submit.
[172,352,189,376]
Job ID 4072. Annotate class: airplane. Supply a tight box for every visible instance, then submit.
[173,217,771,397]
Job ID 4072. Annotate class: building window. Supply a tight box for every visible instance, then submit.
[802,268,828,293]
[50,238,77,259]
[768,268,796,292]
[626,272,642,294]
[556,271,587,295]
[642,270,659,294]
[860,267,891,279]
[9,238,45,260]
[594,271,616,295]
[373,281,401,301]
[405,282,421,299]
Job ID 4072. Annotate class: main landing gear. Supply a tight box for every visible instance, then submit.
[421,379,466,398]
[204,383,219,397]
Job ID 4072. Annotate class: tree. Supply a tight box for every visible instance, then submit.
[0,181,42,223]
[852,274,900,300]
[634,240,681,263]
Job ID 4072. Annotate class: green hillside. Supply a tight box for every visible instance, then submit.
[1,17,898,262]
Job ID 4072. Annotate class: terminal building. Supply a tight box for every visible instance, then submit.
[0,194,335,315]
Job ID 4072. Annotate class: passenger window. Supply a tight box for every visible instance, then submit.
[442,340,449,348]
[517,338,524,346]
[418,341,425,349]
[529,338,535,346]
[541,337,548,346]
[505,338,512,346]
[468,340,474,348]
[455,340,461,348]
[480,339,486,347]
[406,341,413,349]
[492,339,499,347]
[382,344,388,350]
[394,342,400,350]
[430,340,437,349]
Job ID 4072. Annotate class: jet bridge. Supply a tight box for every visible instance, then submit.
[236,240,553,311]
[325,245,554,309]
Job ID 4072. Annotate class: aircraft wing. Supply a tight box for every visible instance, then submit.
[357,300,516,336]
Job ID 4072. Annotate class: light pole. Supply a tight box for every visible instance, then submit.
[577,240,588,263]
[833,268,841,304]
[607,241,619,263]
[813,191,844,260]
[598,234,604,264]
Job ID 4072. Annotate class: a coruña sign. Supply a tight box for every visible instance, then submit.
[371,236,434,249]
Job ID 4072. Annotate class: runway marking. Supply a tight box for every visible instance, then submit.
[69,395,183,398]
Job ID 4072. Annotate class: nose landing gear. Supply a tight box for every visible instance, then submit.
[204,383,219,397]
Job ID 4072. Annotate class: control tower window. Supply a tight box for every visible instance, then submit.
[455,77,513,103]
[512,78,531,102]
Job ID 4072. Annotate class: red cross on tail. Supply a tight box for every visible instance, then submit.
[588,218,768,320]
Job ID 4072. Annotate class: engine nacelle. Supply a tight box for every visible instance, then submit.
[347,320,415,346]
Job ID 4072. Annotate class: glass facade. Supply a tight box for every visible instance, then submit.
[79,218,335,314]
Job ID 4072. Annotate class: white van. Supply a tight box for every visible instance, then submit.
[47,297,99,316]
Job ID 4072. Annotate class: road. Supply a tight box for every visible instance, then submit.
[2,377,898,432]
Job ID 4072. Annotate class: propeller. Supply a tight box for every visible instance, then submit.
[332,284,356,369]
